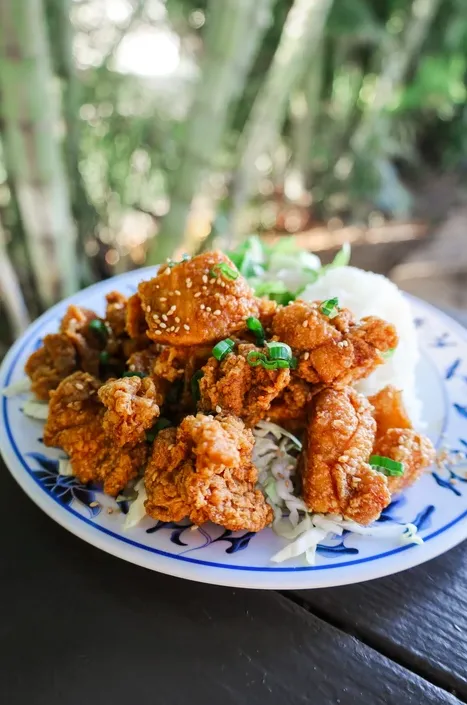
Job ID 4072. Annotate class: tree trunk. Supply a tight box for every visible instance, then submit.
[147,0,276,265]
[0,0,79,308]
[352,0,442,153]
[228,0,334,235]
[0,216,30,338]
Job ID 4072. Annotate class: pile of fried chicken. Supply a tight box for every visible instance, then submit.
[25,250,435,532]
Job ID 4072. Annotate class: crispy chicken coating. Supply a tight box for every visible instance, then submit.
[199,343,290,427]
[373,428,435,494]
[60,304,104,377]
[98,376,160,446]
[105,291,128,337]
[272,300,398,386]
[138,251,259,346]
[302,387,391,524]
[44,372,147,495]
[25,333,78,401]
[369,385,412,440]
[267,376,316,431]
[126,293,149,339]
[257,297,278,332]
[369,385,435,493]
[126,345,160,376]
[145,414,273,531]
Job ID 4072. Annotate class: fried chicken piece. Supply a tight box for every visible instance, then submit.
[302,387,391,524]
[154,345,211,383]
[105,291,128,337]
[272,300,397,386]
[199,343,290,427]
[138,251,259,346]
[60,304,105,377]
[25,333,78,400]
[369,385,412,440]
[44,372,147,496]
[126,345,160,376]
[145,414,273,531]
[368,385,435,494]
[126,293,149,339]
[374,429,435,495]
[267,376,316,431]
[98,376,160,446]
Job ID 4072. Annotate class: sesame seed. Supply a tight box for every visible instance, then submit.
[303,352,310,360]
[215,405,222,413]
[202,286,207,291]
[202,275,208,283]
[302,320,309,328]
[155,330,162,335]
[175,316,180,323]
[200,305,205,310]
[213,309,221,315]
[107,507,113,514]
[159,322,167,329]
[210,278,216,284]
[129,364,135,371]
[169,326,175,332]
[89,501,100,508]
[194,292,201,298]
[184,324,190,331]
[76,382,84,390]
[206,306,212,312]
[175,327,180,332]
[145,305,151,312]
[162,314,168,321]
[186,281,192,289]
[169,305,177,313]
[174,290,181,296]
[159,297,167,302]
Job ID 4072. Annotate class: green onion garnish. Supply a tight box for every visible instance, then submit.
[89,318,109,341]
[122,370,147,378]
[320,297,339,318]
[370,455,404,476]
[99,350,110,364]
[191,370,204,401]
[290,356,298,370]
[265,341,292,362]
[167,253,191,268]
[212,338,235,361]
[246,350,290,370]
[210,262,239,280]
[246,316,265,346]
[381,348,395,360]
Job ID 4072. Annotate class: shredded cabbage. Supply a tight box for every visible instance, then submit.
[23,400,49,420]
[253,422,423,565]
[123,479,147,529]
[2,378,31,397]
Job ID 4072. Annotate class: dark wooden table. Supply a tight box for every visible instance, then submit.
[1,458,466,705]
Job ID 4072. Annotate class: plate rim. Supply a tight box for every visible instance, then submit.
[1,272,467,589]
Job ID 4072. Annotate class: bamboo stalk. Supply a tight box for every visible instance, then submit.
[147,0,276,264]
[352,0,442,153]
[0,0,79,307]
[0,216,30,338]
[228,0,334,234]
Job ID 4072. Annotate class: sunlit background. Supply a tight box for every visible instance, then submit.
[0,0,466,355]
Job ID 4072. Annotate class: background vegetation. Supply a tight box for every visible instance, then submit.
[1,0,466,351]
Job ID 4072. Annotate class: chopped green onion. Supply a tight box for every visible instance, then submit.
[246,317,265,346]
[167,253,191,268]
[210,262,239,280]
[290,356,298,370]
[89,318,109,341]
[212,338,235,361]
[246,350,291,370]
[381,348,396,360]
[122,370,147,378]
[191,370,204,402]
[320,297,340,318]
[370,455,404,477]
[266,341,292,361]
[329,242,351,269]
[99,351,110,364]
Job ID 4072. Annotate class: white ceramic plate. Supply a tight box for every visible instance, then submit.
[1,267,467,589]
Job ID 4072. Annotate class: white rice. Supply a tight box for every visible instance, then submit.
[301,265,422,426]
